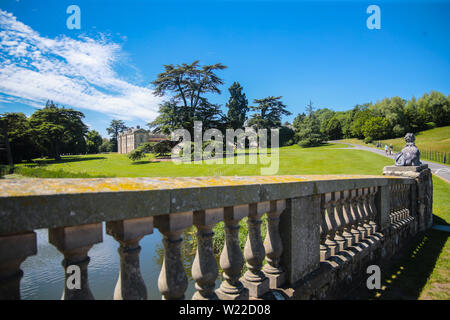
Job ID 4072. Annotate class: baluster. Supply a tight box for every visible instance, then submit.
[333,192,347,251]
[263,200,286,289]
[341,190,356,246]
[368,187,378,233]
[49,223,102,300]
[192,208,222,300]
[361,188,373,236]
[106,217,153,300]
[324,193,338,257]
[354,189,367,239]
[320,194,330,261]
[241,202,270,298]
[348,190,362,241]
[155,211,193,300]
[216,205,249,300]
[0,231,37,300]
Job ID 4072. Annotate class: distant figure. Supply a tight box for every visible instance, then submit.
[395,133,421,166]
[389,144,393,155]
[385,144,388,154]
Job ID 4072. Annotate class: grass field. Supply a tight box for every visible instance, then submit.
[340,126,450,163]
[15,143,395,177]
[378,126,450,153]
[5,143,449,300]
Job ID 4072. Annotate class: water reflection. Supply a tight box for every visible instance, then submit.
[20,220,258,300]
[20,224,200,300]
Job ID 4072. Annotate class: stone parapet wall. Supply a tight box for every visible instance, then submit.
[0,171,432,300]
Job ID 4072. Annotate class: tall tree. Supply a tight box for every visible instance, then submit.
[226,82,249,129]
[0,113,41,164]
[106,120,127,152]
[0,115,13,169]
[417,91,450,127]
[29,101,88,160]
[248,96,291,129]
[86,130,103,154]
[294,101,325,147]
[150,60,227,134]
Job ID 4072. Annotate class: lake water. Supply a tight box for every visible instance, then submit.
[20,225,206,300]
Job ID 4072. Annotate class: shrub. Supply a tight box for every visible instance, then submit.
[128,148,146,161]
[153,140,173,157]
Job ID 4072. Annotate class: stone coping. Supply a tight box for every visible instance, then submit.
[0,175,413,235]
[383,164,428,172]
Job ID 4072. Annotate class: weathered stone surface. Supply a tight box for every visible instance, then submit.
[394,133,422,166]
[0,175,411,235]
[280,195,320,285]
[241,203,270,298]
[0,173,427,300]
[106,217,153,300]
[216,205,249,300]
[192,209,222,300]
[0,232,37,300]
[375,185,390,231]
[383,164,433,232]
[263,200,286,289]
[155,212,192,300]
[48,223,102,300]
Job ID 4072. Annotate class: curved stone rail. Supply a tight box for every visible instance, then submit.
[0,173,431,300]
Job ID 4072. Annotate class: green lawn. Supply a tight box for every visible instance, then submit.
[340,126,450,165]
[341,126,450,153]
[6,143,450,300]
[15,143,395,177]
[379,126,450,153]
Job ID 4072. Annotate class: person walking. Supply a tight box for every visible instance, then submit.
[385,144,388,155]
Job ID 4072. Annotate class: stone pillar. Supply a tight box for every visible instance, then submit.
[0,231,37,300]
[192,208,222,300]
[241,202,270,298]
[263,200,286,289]
[383,164,433,233]
[216,205,249,300]
[375,185,391,232]
[280,195,320,285]
[106,217,153,300]
[155,211,192,300]
[49,223,102,300]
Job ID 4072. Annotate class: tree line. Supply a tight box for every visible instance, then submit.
[0,101,112,164]
[1,60,449,165]
[301,91,450,145]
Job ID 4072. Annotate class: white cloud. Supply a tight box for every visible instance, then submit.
[0,9,162,121]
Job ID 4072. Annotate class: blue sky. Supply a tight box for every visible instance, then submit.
[0,0,449,137]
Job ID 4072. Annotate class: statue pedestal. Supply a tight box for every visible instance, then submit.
[383,164,428,177]
[382,164,433,232]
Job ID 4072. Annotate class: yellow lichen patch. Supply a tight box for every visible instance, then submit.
[0,175,393,198]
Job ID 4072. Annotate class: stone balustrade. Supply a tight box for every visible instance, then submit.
[0,172,432,300]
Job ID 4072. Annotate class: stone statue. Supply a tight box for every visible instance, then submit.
[395,133,421,166]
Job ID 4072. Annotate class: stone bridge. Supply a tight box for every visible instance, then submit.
[0,165,433,300]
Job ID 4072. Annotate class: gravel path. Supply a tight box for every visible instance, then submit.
[330,141,450,182]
